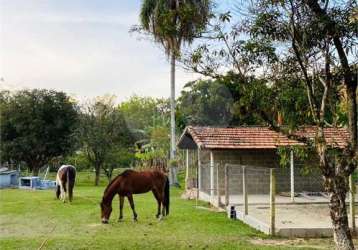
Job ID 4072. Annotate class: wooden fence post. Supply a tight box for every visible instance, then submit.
[270,168,276,236]
[242,166,248,215]
[349,174,356,235]
[290,150,295,202]
[225,164,229,206]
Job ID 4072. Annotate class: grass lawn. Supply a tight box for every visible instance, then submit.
[0,171,343,249]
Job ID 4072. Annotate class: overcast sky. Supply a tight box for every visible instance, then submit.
[0,0,233,102]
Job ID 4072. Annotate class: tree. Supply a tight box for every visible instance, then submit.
[185,1,357,248]
[119,96,172,171]
[176,73,310,129]
[102,146,135,181]
[138,0,212,185]
[78,96,133,185]
[135,125,170,170]
[119,95,160,132]
[247,1,357,248]
[177,79,235,128]
[119,95,170,135]
[0,89,79,175]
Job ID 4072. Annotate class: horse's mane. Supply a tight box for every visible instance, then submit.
[103,169,134,195]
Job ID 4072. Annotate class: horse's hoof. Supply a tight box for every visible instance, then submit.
[118,218,123,222]
[158,215,163,221]
[133,218,138,222]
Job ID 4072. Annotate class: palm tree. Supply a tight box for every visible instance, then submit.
[139,0,211,185]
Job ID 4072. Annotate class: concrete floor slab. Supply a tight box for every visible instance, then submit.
[232,203,358,237]
[225,193,358,205]
[197,190,358,237]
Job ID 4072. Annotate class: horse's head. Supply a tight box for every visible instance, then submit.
[100,201,112,224]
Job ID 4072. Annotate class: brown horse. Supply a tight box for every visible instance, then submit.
[100,169,169,224]
[56,165,76,202]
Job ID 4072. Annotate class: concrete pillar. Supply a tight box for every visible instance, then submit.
[225,164,229,206]
[185,149,189,190]
[216,163,220,206]
[197,148,201,199]
[349,174,356,235]
[242,166,248,215]
[210,151,214,199]
[290,150,295,202]
[270,168,276,236]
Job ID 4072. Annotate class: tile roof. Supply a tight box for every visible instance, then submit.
[294,126,349,149]
[177,126,349,150]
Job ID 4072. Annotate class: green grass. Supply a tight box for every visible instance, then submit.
[0,171,336,250]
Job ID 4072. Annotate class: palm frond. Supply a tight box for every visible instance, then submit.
[139,0,212,56]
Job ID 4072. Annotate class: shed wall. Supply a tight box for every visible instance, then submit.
[198,149,323,196]
[0,172,18,188]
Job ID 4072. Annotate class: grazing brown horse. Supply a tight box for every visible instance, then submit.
[100,169,169,224]
[56,165,76,202]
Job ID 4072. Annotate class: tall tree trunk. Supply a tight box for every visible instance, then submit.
[302,2,357,249]
[326,175,355,250]
[32,167,39,176]
[318,131,355,249]
[346,85,358,150]
[169,52,179,186]
[95,164,100,186]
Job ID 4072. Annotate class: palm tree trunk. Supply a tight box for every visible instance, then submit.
[170,52,178,186]
[95,163,100,186]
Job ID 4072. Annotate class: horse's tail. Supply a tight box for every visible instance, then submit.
[66,168,70,202]
[55,171,60,199]
[56,184,61,199]
[164,176,170,215]
[68,167,76,202]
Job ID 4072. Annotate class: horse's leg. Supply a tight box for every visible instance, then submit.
[152,190,161,218]
[68,183,73,202]
[127,194,138,221]
[56,185,61,199]
[56,174,62,201]
[63,174,68,202]
[118,195,124,222]
[59,181,66,202]
[68,172,74,202]
[61,188,66,202]
[160,188,166,217]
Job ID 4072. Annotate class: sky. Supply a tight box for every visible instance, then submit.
[0,0,233,102]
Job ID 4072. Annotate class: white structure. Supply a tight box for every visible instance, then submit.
[0,169,19,188]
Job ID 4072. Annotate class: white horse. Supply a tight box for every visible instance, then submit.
[56,165,76,202]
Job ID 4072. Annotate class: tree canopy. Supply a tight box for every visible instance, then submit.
[119,95,170,134]
[182,1,357,248]
[120,96,171,169]
[139,0,212,55]
[0,89,79,175]
[78,96,134,185]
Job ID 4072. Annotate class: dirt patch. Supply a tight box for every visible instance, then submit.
[250,238,305,246]
[249,238,334,249]
[181,188,198,200]
[87,223,102,228]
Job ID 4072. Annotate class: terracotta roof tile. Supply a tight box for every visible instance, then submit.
[294,127,349,149]
[178,126,349,150]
